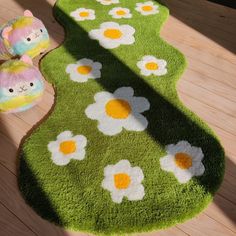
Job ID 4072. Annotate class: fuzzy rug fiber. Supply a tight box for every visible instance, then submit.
[18,0,225,235]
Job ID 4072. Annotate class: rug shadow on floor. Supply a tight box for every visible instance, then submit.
[157,0,236,54]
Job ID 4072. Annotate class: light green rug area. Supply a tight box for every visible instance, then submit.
[18,0,225,235]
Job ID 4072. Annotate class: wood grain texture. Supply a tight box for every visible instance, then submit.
[0,0,235,235]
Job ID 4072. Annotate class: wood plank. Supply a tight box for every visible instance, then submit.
[178,79,236,117]
[205,195,236,232]
[161,15,236,68]
[186,61,236,93]
[137,226,187,236]
[162,24,236,75]
[177,212,236,236]
[218,173,236,205]
[166,0,236,33]
[0,163,87,236]
[179,92,236,136]
[0,202,36,236]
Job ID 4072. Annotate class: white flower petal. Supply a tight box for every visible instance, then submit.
[57,131,73,140]
[93,62,102,70]
[85,103,106,120]
[94,91,114,102]
[120,25,136,35]
[71,149,86,160]
[130,96,150,113]
[130,166,144,183]
[85,87,149,136]
[99,40,120,49]
[160,155,176,172]
[98,120,123,136]
[88,29,101,40]
[141,69,152,76]
[74,135,87,148]
[66,64,77,73]
[114,159,131,171]
[111,192,124,203]
[194,162,205,176]
[160,141,205,183]
[174,169,193,184]
[100,21,120,29]
[70,8,96,21]
[114,87,134,98]
[123,114,148,132]
[47,141,59,152]
[126,185,145,201]
[102,160,145,203]
[104,165,116,177]
[88,22,135,49]
[135,2,159,15]
[137,55,167,77]
[77,58,94,65]
[96,0,119,5]
[109,7,132,19]
[66,58,102,83]
[47,131,87,166]
[52,153,71,166]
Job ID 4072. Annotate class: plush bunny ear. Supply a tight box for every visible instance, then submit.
[24,10,33,17]
[2,26,13,40]
[20,55,33,65]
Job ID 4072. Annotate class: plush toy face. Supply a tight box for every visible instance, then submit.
[2,10,50,58]
[0,55,44,113]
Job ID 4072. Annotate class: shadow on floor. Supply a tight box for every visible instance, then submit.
[158,0,236,54]
[0,0,235,235]
[208,0,236,9]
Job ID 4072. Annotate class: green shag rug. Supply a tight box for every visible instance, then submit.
[18,0,225,235]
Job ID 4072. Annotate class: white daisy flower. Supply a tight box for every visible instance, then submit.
[137,55,167,76]
[88,22,135,49]
[102,160,145,203]
[109,7,132,19]
[135,1,159,15]
[85,87,150,136]
[96,0,119,5]
[160,141,205,183]
[66,58,102,83]
[70,8,95,21]
[47,131,87,166]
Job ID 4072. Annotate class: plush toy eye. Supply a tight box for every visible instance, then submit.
[9,88,14,93]
[30,82,34,87]
[40,29,43,33]
[27,37,31,42]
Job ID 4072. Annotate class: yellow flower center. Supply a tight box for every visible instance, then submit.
[114,173,131,189]
[175,153,192,169]
[116,10,126,16]
[104,29,122,39]
[79,11,89,17]
[77,65,92,75]
[142,5,153,11]
[145,62,158,70]
[105,99,131,119]
[59,140,76,155]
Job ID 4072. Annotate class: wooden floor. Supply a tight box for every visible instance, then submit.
[0,0,235,235]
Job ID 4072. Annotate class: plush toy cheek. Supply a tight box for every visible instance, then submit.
[0,90,44,113]
[25,41,49,58]
[12,41,33,56]
[13,38,49,58]
[30,80,44,94]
